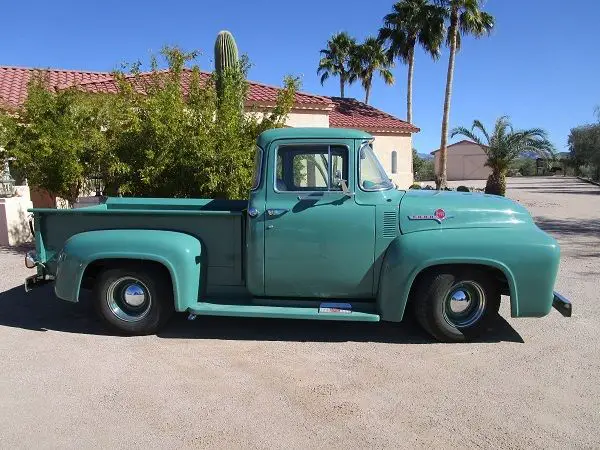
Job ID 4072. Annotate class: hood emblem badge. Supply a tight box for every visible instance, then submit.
[408,209,453,224]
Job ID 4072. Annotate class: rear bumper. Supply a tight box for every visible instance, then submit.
[552,291,572,317]
[24,274,53,292]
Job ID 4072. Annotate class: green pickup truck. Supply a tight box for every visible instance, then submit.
[24,128,571,342]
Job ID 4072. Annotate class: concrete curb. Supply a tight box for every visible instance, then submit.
[577,176,600,187]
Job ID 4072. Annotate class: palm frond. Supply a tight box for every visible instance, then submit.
[451,125,483,147]
[319,71,329,85]
[455,116,554,173]
[380,0,445,64]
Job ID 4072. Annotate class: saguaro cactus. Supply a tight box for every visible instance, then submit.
[214,30,239,77]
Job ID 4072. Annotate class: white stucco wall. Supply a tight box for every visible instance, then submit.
[433,141,491,181]
[0,186,33,246]
[371,133,414,189]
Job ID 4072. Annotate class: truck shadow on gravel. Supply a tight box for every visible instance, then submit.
[0,285,524,344]
[535,217,599,238]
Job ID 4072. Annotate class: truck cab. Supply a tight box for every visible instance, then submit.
[25,128,570,342]
[246,128,400,300]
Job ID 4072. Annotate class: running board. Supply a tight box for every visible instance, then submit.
[187,301,380,322]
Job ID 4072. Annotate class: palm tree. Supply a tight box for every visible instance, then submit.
[451,116,555,196]
[378,0,445,124]
[436,0,494,189]
[317,32,357,98]
[352,37,395,104]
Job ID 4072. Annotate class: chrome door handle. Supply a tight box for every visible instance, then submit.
[266,208,289,216]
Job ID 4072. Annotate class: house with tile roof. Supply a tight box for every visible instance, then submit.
[0,66,419,188]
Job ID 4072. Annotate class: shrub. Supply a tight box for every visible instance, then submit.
[409,183,422,190]
[456,185,470,192]
[1,46,299,202]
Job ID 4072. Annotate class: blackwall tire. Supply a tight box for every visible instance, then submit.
[93,265,174,335]
[414,267,501,342]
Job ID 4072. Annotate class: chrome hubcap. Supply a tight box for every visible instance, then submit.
[444,281,486,328]
[123,284,146,307]
[106,277,152,322]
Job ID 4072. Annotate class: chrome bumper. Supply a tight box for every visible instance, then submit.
[552,291,572,317]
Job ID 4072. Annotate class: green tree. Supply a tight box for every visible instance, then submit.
[1,74,107,204]
[436,0,494,189]
[317,32,358,98]
[1,46,299,202]
[451,116,555,196]
[412,148,435,181]
[568,123,600,181]
[378,0,445,124]
[102,47,298,199]
[352,37,395,104]
[509,157,536,177]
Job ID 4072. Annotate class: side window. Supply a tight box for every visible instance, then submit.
[391,150,398,174]
[276,145,348,192]
[251,146,263,191]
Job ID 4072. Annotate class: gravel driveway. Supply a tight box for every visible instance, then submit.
[1,176,598,449]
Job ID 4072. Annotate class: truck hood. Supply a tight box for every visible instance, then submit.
[399,190,534,234]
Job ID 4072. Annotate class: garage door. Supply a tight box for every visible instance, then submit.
[462,155,489,180]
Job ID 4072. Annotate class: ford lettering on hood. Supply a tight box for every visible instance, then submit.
[399,189,534,234]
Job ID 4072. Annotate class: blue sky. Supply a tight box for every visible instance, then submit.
[2,0,598,153]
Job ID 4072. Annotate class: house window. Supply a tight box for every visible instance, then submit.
[391,151,398,174]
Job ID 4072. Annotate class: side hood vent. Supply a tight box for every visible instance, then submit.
[382,211,398,238]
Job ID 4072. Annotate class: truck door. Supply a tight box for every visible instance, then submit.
[263,140,375,299]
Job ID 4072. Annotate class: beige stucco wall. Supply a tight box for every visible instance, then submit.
[433,141,491,181]
[285,110,330,128]
[245,109,330,128]
[371,133,414,189]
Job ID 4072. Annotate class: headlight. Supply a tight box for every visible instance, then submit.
[25,250,38,269]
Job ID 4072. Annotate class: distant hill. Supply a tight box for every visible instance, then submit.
[417,153,434,161]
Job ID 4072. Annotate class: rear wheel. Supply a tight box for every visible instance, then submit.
[94,265,174,335]
[414,267,501,342]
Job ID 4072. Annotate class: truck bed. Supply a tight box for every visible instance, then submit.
[31,197,248,293]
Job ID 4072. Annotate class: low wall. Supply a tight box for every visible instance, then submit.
[0,186,34,246]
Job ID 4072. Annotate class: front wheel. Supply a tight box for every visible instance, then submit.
[414,267,501,342]
[94,265,174,335]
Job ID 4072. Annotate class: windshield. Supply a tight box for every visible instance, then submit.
[359,143,394,191]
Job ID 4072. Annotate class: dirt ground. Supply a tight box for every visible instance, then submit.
[0,176,598,449]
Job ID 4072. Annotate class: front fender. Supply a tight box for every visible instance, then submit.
[54,230,202,312]
[377,227,560,321]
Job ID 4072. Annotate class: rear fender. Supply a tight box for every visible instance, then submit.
[54,229,202,312]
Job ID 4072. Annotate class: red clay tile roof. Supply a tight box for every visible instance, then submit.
[58,69,334,110]
[0,66,110,108]
[0,66,418,133]
[329,97,419,133]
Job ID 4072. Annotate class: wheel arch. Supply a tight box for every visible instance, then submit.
[82,258,174,296]
[406,262,513,313]
[377,238,519,322]
[54,229,202,312]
